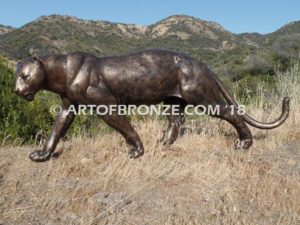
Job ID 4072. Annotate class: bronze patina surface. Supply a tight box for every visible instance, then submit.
[14,49,290,162]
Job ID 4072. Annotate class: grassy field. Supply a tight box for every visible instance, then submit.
[0,63,300,225]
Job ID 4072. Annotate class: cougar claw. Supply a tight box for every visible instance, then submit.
[234,139,253,150]
[128,147,144,159]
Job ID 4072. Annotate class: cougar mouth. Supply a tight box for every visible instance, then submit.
[24,93,34,101]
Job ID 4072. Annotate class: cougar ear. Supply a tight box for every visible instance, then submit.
[32,55,41,65]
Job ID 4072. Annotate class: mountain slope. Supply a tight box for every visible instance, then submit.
[266,21,300,60]
[0,14,299,80]
[0,25,15,35]
[0,15,148,59]
[0,15,256,60]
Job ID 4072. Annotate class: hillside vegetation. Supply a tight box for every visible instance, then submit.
[0,15,300,81]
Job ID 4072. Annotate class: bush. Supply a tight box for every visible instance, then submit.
[242,54,271,75]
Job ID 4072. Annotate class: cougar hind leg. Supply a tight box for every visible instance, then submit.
[212,106,253,149]
[179,72,253,149]
[160,97,186,145]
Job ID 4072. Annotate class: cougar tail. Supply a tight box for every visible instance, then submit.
[212,74,290,129]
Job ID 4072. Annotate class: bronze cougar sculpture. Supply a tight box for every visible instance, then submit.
[14,50,289,162]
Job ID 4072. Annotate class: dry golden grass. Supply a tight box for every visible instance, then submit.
[1,63,300,224]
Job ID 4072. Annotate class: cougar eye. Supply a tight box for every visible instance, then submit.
[21,74,30,80]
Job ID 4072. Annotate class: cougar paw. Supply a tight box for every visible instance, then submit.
[29,150,52,162]
[163,138,175,146]
[128,147,144,159]
[234,139,253,150]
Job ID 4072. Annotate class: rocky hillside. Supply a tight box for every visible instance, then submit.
[0,25,15,35]
[0,15,299,79]
[0,15,242,59]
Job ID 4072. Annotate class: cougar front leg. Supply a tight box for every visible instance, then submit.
[29,98,76,162]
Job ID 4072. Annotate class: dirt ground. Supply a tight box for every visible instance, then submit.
[0,116,299,225]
